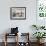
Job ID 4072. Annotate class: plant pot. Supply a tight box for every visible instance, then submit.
[37,39,45,44]
[40,38,45,43]
[37,39,40,43]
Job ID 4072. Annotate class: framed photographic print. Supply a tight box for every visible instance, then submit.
[10,7,26,20]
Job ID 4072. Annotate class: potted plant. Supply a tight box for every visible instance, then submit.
[33,32,46,43]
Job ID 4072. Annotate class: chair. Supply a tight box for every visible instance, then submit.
[18,33,30,46]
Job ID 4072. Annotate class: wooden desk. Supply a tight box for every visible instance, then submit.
[4,33,30,46]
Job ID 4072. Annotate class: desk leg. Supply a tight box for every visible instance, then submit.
[16,34,18,46]
[15,34,18,46]
[4,34,7,46]
[4,41,7,46]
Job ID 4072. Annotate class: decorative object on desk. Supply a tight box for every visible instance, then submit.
[10,7,26,20]
[11,27,18,34]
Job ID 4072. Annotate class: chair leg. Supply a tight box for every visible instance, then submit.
[4,41,7,46]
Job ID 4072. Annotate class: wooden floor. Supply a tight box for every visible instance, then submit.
[0,42,46,46]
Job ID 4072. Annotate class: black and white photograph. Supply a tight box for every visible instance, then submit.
[10,7,26,20]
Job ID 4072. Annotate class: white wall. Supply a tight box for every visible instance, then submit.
[0,0,37,35]
[0,0,37,42]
